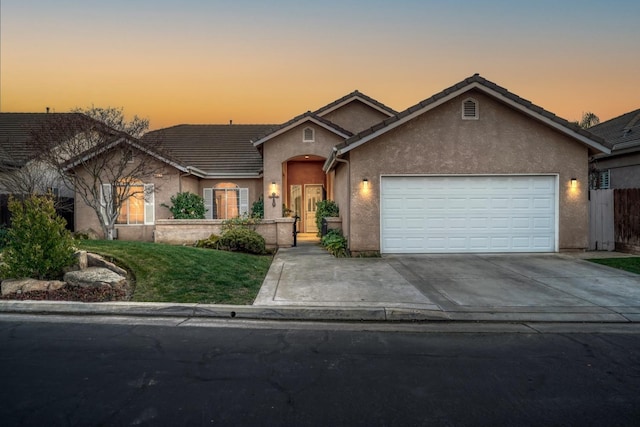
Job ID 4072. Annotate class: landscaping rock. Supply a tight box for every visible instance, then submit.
[86,253,128,276]
[1,279,66,296]
[64,267,128,290]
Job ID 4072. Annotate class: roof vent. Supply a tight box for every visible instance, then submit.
[462,98,479,120]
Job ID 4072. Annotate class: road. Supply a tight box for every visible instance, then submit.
[1,315,639,426]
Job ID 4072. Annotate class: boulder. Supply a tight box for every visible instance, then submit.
[86,253,128,276]
[64,267,128,290]
[1,279,66,296]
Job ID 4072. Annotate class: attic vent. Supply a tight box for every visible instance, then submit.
[303,127,314,142]
[462,98,479,120]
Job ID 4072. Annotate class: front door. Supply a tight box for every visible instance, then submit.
[304,184,323,233]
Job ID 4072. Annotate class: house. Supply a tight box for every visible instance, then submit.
[587,109,640,189]
[73,74,611,254]
[0,113,78,226]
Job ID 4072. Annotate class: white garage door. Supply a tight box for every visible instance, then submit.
[381,176,557,253]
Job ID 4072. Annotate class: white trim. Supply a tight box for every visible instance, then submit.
[336,82,610,157]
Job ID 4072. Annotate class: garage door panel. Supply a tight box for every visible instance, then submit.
[381,176,556,253]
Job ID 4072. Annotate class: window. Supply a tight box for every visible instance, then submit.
[101,182,154,225]
[203,183,248,219]
[303,127,315,142]
[462,98,479,120]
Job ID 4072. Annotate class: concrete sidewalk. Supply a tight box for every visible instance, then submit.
[1,237,639,323]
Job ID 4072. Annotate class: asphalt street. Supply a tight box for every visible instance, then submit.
[1,315,640,426]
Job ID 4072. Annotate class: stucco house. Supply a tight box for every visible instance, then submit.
[73,74,610,254]
[587,108,640,189]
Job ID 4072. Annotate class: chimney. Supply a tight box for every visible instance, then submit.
[46,107,50,113]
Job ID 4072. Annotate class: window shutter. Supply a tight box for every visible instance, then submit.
[144,184,155,224]
[100,184,113,223]
[203,188,213,219]
[239,188,249,216]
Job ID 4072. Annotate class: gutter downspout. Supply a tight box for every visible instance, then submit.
[333,153,351,251]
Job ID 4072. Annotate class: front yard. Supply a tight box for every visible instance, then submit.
[588,257,640,275]
[76,240,273,304]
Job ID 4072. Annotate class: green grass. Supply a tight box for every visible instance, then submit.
[589,257,640,275]
[76,240,273,304]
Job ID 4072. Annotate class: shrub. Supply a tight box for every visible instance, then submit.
[163,192,205,219]
[195,233,221,249]
[321,229,349,257]
[0,195,75,280]
[0,225,8,249]
[250,197,264,219]
[315,200,340,236]
[221,215,260,232]
[217,228,266,255]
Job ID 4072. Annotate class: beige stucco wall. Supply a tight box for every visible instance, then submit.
[345,91,590,253]
[196,178,262,212]
[322,100,392,134]
[262,124,341,219]
[332,158,351,240]
[74,156,182,241]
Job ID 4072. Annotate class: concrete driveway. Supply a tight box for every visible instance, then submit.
[254,242,640,322]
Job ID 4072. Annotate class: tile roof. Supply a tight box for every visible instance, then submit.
[143,124,275,176]
[252,90,393,146]
[312,90,398,117]
[588,109,640,155]
[330,74,608,163]
[251,112,353,146]
[0,113,81,167]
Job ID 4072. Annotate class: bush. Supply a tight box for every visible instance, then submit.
[321,229,349,257]
[221,215,260,232]
[0,225,8,249]
[217,228,266,255]
[315,200,340,236]
[163,192,205,219]
[195,233,221,249]
[0,195,75,280]
[250,197,264,219]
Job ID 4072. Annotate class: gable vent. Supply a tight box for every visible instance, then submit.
[303,126,315,142]
[462,98,479,120]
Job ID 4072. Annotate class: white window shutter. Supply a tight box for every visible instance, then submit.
[100,184,113,222]
[203,188,213,219]
[144,184,155,224]
[239,188,249,216]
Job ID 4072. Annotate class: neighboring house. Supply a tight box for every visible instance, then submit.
[0,113,78,226]
[72,74,610,254]
[587,109,640,189]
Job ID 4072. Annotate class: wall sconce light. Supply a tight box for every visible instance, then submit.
[269,181,279,207]
[363,178,369,188]
[571,178,577,188]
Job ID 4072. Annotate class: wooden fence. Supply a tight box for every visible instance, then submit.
[614,188,640,252]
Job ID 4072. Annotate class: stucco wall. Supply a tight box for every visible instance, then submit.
[346,91,590,253]
[196,178,262,214]
[322,100,392,134]
[262,124,341,219]
[593,152,640,189]
[74,157,181,240]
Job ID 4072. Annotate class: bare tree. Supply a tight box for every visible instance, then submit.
[31,108,169,240]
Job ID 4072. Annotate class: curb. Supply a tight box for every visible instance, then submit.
[0,300,637,323]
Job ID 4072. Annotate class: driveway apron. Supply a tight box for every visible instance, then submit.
[255,241,640,322]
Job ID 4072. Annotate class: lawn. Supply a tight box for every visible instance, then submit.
[76,240,273,304]
[589,257,640,275]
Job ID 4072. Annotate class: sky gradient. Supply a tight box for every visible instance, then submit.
[1,0,639,130]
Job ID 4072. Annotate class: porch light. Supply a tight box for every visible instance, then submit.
[363,178,369,188]
[269,181,280,207]
[571,178,577,188]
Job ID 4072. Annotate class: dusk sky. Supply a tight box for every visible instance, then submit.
[1,0,639,130]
